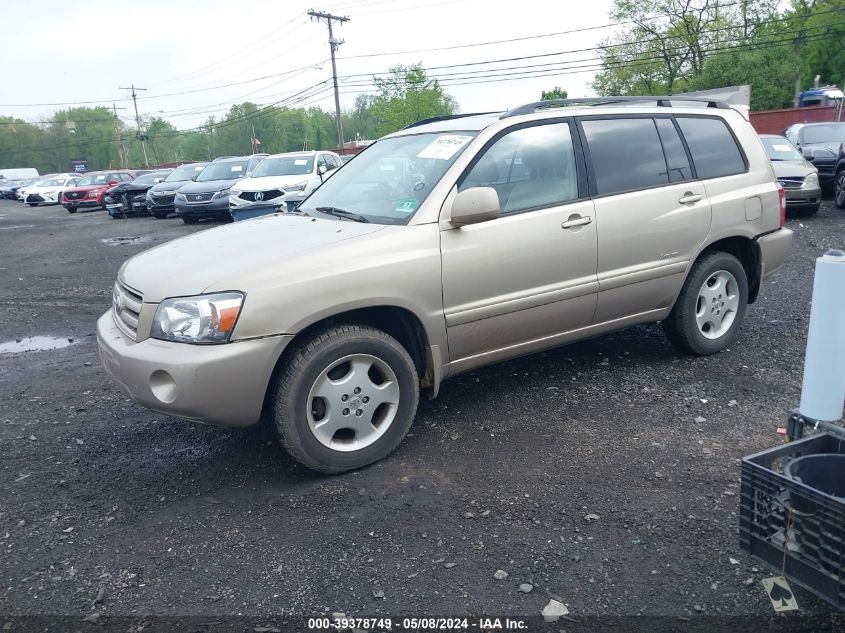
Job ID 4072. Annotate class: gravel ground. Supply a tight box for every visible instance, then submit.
[1,198,844,629]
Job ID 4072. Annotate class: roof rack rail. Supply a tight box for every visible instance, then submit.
[501,96,730,119]
[402,112,499,130]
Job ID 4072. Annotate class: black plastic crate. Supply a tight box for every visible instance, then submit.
[740,433,845,610]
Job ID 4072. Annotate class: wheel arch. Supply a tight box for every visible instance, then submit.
[680,236,760,306]
[262,305,439,420]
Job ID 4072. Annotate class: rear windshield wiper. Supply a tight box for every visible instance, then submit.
[315,206,370,223]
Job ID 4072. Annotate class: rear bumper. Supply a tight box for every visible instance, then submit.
[96,311,293,427]
[757,228,793,281]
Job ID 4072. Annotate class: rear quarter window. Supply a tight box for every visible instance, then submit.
[676,116,746,180]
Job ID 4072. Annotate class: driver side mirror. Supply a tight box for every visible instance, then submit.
[109,179,119,186]
[803,151,815,162]
[449,187,501,226]
[318,165,327,175]
[191,175,198,181]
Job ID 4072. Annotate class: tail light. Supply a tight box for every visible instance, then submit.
[776,181,786,227]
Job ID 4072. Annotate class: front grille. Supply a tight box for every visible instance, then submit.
[239,189,284,202]
[151,195,175,206]
[186,192,215,204]
[778,176,805,189]
[113,280,143,340]
[67,191,84,200]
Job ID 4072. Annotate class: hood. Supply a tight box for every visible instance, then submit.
[801,142,839,157]
[120,213,386,302]
[125,181,156,194]
[770,160,816,178]
[178,178,242,194]
[65,183,110,193]
[235,174,313,191]
[149,180,189,194]
[27,184,61,194]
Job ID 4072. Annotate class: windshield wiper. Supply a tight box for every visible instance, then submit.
[315,206,370,223]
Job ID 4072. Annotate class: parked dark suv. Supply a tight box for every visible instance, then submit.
[146,162,208,219]
[784,122,845,190]
[174,155,266,224]
[835,141,845,209]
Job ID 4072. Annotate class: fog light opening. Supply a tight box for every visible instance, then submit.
[150,370,177,404]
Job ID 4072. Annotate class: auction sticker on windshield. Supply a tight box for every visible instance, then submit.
[416,135,473,160]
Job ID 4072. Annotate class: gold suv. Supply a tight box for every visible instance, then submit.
[98,97,793,473]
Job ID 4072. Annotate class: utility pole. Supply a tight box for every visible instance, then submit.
[119,83,149,167]
[112,103,128,169]
[308,9,349,152]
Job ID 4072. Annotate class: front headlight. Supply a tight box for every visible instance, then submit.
[212,188,231,200]
[88,190,100,198]
[151,292,244,344]
[285,182,307,192]
[804,172,819,187]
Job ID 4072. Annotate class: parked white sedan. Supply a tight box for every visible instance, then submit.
[23,175,81,206]
[229,151,342,221]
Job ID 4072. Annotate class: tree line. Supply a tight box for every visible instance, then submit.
[592,0,845,110]
[0,64,456,173]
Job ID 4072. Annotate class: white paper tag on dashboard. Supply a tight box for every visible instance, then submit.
[416,135,473,160]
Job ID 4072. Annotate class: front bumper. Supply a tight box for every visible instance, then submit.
[174,196,230,219]
[757,228,793,281]
[63,198,102,210]
[97,311,293,427]
[784,186,822,209]
[147,193,176,214]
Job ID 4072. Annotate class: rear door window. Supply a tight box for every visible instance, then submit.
[581,118,668,195]
[676,116,746,179]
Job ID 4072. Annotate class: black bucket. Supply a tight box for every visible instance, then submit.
[784,453,845,514]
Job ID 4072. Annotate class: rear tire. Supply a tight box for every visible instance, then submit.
[663,251,748,355]
[271,325,419,474]
[835,169,845,209]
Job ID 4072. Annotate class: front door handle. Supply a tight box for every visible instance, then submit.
[679,192,702,204]
[561,215,593,229]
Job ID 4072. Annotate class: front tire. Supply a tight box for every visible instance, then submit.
[153,212,169,219]
[27,203,37,207]
[67,208,77,214]
[271,325,419,474]
[835,170,845,209]
[663,251,748,355]
[182,216,198,224]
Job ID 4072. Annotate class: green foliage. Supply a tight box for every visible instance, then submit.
[592,0,845,110]
[370,64,458,135]
[541,86,568,100]
[1,63,458,171]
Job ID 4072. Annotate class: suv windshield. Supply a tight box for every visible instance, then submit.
[761,137,804,161]
[803,123,845,144]
[252,155,314,177]
[301,132,477,224]
[76,173,111,186]
[196,160,249,182]
[166,163,205,182]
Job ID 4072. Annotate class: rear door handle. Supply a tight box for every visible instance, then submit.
[561,215,593,229]
[679,192,702,204]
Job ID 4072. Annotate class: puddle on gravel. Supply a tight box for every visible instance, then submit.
[0,336,76,354]
[101,236,153,246]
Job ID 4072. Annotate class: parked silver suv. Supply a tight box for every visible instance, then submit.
[98,97,793,473]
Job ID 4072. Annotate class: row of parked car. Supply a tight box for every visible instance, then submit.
[3,121,843,223]
[0,150,348,223]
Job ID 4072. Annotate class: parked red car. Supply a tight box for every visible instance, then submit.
[61,170,136,213]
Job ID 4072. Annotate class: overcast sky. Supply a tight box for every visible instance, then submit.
[1,0,617,131]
